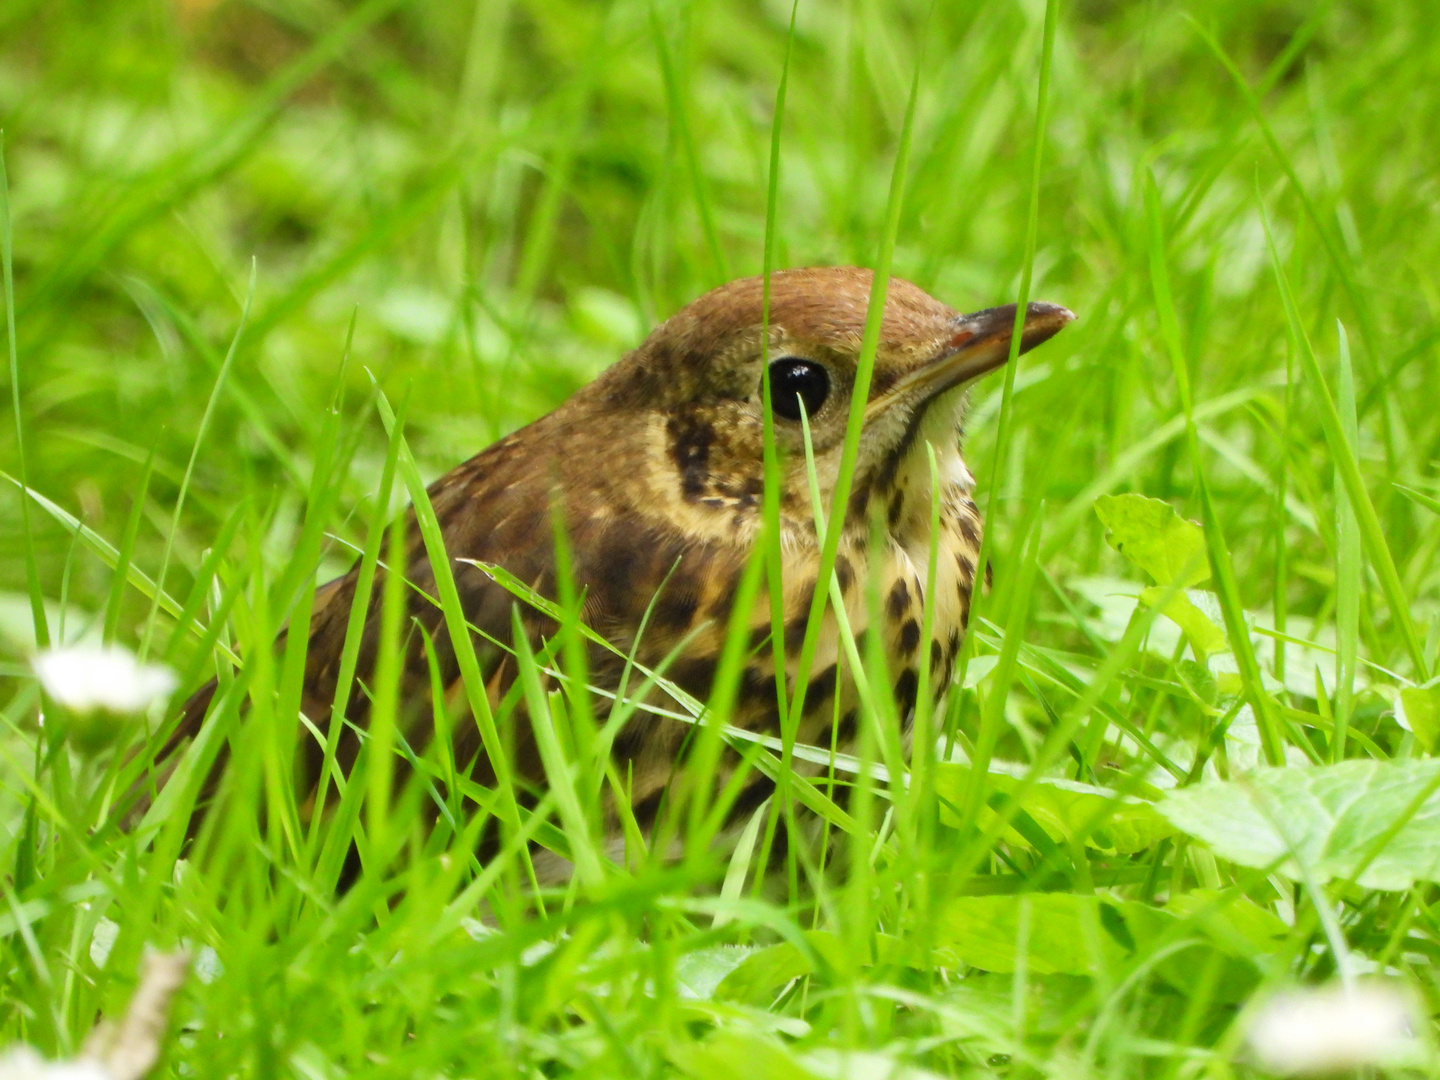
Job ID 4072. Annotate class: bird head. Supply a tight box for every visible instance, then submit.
[589,266,1073,531]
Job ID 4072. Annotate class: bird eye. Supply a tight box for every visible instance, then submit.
[767,358,830,421]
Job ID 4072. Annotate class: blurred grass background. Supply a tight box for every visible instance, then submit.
[4,0,1440,1076]
[10,0,1436,635]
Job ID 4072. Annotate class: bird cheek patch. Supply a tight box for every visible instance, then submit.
[665,410,716,501]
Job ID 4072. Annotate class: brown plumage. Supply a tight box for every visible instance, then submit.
[161,267,1072,866]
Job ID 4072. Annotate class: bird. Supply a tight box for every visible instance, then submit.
[156,267,1073,872]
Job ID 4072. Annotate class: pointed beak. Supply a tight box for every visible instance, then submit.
[865,301,1075,420]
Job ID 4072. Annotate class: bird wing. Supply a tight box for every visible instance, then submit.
[144,399,747,829]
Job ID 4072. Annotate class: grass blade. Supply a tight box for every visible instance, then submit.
[1145,170,1286,767]
[1,131,48,650]
[140,260,257,658]
[2,474,239,666]
[369,378,524,839]
[1260,199,1429,680]
[649,2,728,285]
[1333,322,1361,757]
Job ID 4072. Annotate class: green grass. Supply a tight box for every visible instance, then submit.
[5,0,1440,1076]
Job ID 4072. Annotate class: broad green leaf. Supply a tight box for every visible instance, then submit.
[673,945,758,1001]
[668,1031,825,1080]
[1139,586,1229,658]
[1164,889,1291,963]
[1175,658,1221,706]
[1397,686,1440,752]
[931,893,1278,1001]
[931,893,1275,994]
[715,932,836,1003]
[933,893,1122,975]
[1159,760,1440,890]
[670,1033,947,1080]
[935,762,1175,854]
[1095,493,1210,588]
[716,931,912,1003]
[1117,893,1287,998]
[937,974,1094,1056]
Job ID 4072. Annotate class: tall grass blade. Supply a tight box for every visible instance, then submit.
[512,611,603,887]
[787,4,926,753]
[368,379,525,839]
[1261,199,1429,680]
[141,260,257,658]
[1145,171,1286,767]
[649,2,728,284]
[3,475,239,666]
[1333,322,1361,758]
[1,131,48,650]
[102,445,157,643]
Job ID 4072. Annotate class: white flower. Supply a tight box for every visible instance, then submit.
[31,645,177,715]
[1246,982,1420,1074]
[0,1045,112,1080]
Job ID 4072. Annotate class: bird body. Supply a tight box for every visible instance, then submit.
[166,268,1073,860]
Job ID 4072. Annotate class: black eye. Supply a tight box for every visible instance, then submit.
[767,358,830,421]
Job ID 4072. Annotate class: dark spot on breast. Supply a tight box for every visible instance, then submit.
[668,655,718,697]
[957,513,982,547]
[740,664,773,699]
[749,700,782,733]
[801,663,838,714]
[898,618,921,655]
[712,563,743,623]
[894,668,919,718]
[955,550,976,581]
[738,664,782,731]
[874,447,903,494]
[947,629,961,659]
[632,786,668,828]
[836,708,859,744]
[835,554,854,592]
[887,579,911,620]
[730,774,777,820]
[784,617,809,653]
[580,524,683,624]
[846,477,873,524]
[784,582,817,651]
[887,491,904,529]
[930,639,943,669]
[651,587,700,634]
[611,722,646,760]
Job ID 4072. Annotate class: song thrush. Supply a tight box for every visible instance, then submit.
[163,267,1072,867]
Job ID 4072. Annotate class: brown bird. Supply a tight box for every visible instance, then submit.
[161,267,1072,870]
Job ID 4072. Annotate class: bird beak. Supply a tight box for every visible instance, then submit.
[864,301,1075,420]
